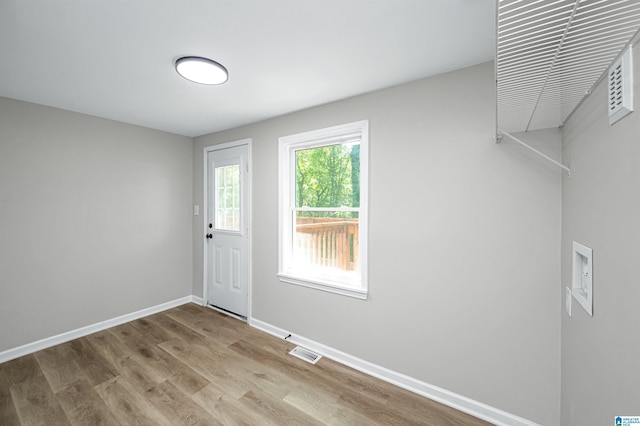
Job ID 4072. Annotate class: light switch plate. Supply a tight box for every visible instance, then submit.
[565,287,572,316]
[193,205,200,216]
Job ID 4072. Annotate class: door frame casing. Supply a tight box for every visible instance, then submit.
[203,139,252,321]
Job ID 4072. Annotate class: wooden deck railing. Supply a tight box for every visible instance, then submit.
[295,218,359,271]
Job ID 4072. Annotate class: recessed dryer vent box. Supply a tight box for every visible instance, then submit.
[572,241,593,316]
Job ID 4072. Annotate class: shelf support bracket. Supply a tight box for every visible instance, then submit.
[497,128,570,176]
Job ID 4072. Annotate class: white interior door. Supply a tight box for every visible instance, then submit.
[206,144,249,318]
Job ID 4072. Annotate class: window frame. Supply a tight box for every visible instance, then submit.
[277,120,369,299]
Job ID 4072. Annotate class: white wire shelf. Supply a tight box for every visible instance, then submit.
[497,0,640,133]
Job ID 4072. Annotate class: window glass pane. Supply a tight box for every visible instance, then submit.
[295,143,360,208]
[294,211,359,273]
[215,164,240,231]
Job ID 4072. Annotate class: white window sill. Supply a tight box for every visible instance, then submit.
[277,272,368,300]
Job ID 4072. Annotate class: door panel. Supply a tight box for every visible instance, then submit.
[206,144,249,317]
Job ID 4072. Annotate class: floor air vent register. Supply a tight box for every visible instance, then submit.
[289,346,322,364]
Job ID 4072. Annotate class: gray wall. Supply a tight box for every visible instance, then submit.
[561,41,640,425]
[0,97,193,352]
[194,62,562,425]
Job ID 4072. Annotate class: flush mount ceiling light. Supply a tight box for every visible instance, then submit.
[175,56,228,85]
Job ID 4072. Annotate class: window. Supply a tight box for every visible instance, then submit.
[278,120,368,299]
[215,164,240,231]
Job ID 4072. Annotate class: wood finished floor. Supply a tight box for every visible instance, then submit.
[0,303,492,425]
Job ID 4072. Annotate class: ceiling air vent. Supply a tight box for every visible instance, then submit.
[289,346,322,364]
[608,47,634,125]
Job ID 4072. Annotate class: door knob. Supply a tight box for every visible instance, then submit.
[206,233,213,239]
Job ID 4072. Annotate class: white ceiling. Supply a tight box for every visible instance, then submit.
[0,0,495,137]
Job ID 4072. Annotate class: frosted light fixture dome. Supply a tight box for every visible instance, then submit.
[175,56,228,85]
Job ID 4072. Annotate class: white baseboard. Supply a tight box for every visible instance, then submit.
[0,295,199,364]
[249,318,540,426]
